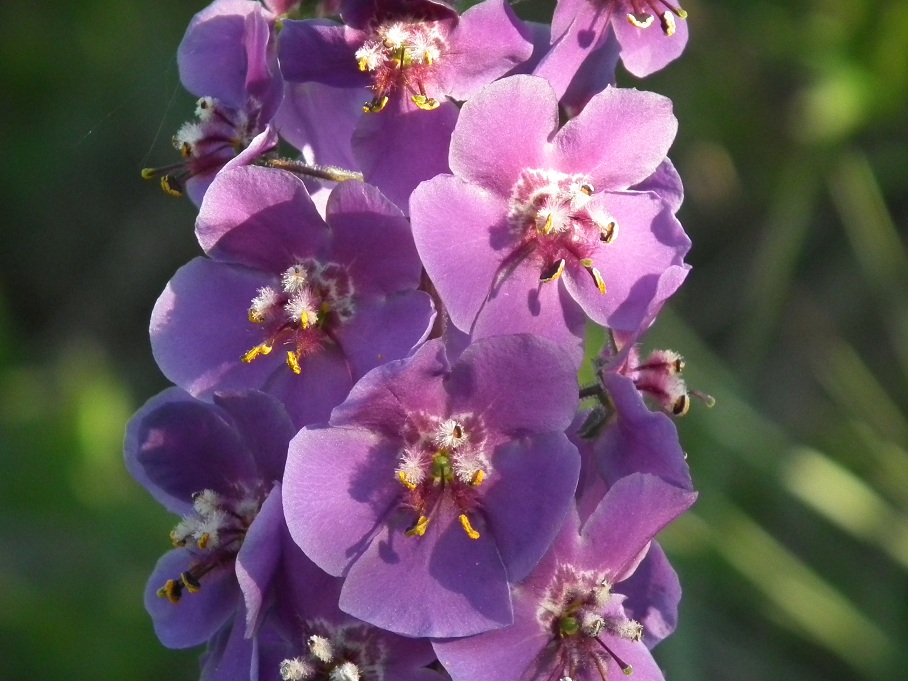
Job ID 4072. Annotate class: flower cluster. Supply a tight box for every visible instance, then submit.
[130,1,704,680]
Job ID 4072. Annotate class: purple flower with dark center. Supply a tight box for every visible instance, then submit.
[124,388,294,652]
[151,165,434,427]
[545,0,689,87]
[433,473,696,681]
[142,0,283,204]
[277,0,532,208]
[410,75,690,365]
[282,335,581,638]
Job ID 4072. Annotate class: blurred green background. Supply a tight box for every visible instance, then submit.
[1,1,906,679]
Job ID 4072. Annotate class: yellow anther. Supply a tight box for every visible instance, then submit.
[364,96,389,113]
[591,266,606,294]
[242,342,273,363]
[600,220,618,244]
[627,13,654,29]
[541,212,555,235]
[459,514,480,540]
[161,175,184,197]
[169,530,186,547]
[358,57,370,72]
[299,310,316,329]
[424,51,433,65]
[196,533,210,550]
[397,471,417,490]
[580,183,594,196]
[540,259,566,284]
[661,12,677,36]
[411,94,440,111]
[157,579,182,603]
[181,571,201,594]
[141,167,158,180]
[180,142,193,158]
[470,470,485,487]
[248,309,265,323]
[286,351,302,375]
[405,515,430,537]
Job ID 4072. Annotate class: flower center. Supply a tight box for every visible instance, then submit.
[394,415,489,540]
[279,620,389,681]
[618,0,688,37]
[142,96,263,197]
[354,19,447,112]
[156,486,264,604]
[242,259,356,375]
[499,169,618,293]
[535,565,643,680]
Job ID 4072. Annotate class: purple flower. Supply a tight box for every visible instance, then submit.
[124,388,294,651]
[410,75,690,366]
[150,165,435,427]
[282,335,581,638]
[433,473,696,681]
[142,0,283,204]
[546,0,689,85]
[277,0,532,208]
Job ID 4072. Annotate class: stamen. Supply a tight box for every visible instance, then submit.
[580,260,607,294]
[627,12,654,29]
[540,259,566,283]
[287,351,302,375]
[242,342,273,363]
[470,470,484,486]
[157,579,183,603]
[411,94,440,110]
[397,470,417,490]
[180,570,202,593]
[459,513,480,540]
[405,515,430,537]
[308,635,334,664]
[660,11,676,36]
[594,636,634,675]
[363,95,389,113]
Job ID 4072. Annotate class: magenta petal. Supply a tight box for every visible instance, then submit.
[410,174,509,332]
[178,0,259,107]
[471,263,587,367]
[151,258,276,397]
[482,433,580,581]
[212,391,295,484]
[329,339,451,434]
[200,619,254,681]
[633,158,683,213]
[124,387,200,515]
[353,98,458,212]
[553,86,677,189]
[333,291,435,379]
[449,75,557,196]
[274,81,361,169]
[614,7,689,78]
[126,389,258,510]
[235,484,284,636]
[439,0,532,101]
[578,473,696,582]
[562,190,689,332]
[144,549,241,649]
[326,181,422,293]
[278,20,366,87]
[263,346,354,428]
[283,426,401,576]
[598,371,692,490]
[338,495,512,637]
[620,541,681,648]
[433,586,546,681]
[196,165,328,270]
[447,335,578,434]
